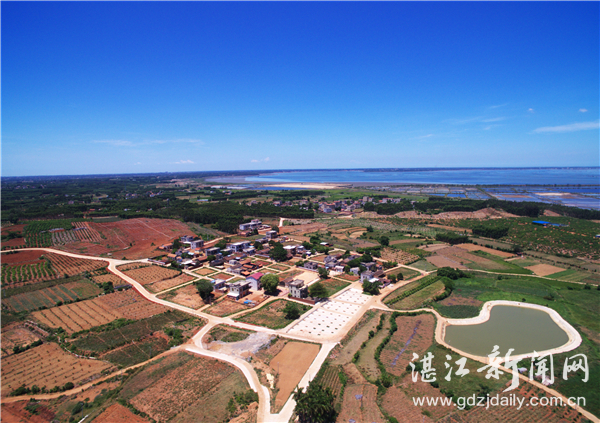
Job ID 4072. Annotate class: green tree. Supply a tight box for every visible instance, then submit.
[195,280,214,303]
[269,242,288,262]
[380,235,390,246]
[172,238,182,251]
[362,279,381,295]
[261,273,279,295]
[254,241,263,250]
[309,282,328,299]
[317,267,328,279]
[283,302,300,320]
[293,382,337,423]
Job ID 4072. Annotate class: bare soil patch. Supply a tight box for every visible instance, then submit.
[426,254,465,269]
[457,243,514,258]
[439,293,483,307]
[271,342,320,409]
[159,283,205,309]
[381,386,435,423]
[0,401,55,423]
[526,263,566,277]
[205,298,252,317]
[0,324,42,358]
[194,267,217,276]
[94,403,149,423]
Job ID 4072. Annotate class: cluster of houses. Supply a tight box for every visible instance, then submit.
[216,271,309,301]
[301,252,391,288]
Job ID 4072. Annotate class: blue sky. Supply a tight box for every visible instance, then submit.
[2,1,599,177]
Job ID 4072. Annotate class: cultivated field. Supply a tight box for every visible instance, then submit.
[57,218,191,259]
[456,242,514,258]
[380,314,435,377]
[32,289,169,333]
[526,263,566,277]
[3,280,102,312]
[1,343,113,395]
[120,264,194,293]
[271,342,320,409]
[0,323,42,357]
[119,351,250,423]
[93,403,149,423]
[336,384,384,423]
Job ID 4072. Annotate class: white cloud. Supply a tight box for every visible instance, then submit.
[579,108,588,113]
[533,121,599,133]
[173,159,195,164]
[489,103,509,109]
[413,134,434,140]
[251,157,270,163]
[528,108,535,113]
[134,162,142,165]
[481,117,506,123]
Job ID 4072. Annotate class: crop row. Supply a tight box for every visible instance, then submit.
[385,275,441,305]
[1,262,55,284]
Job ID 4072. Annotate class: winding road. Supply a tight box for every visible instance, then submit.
[2,247,598,423]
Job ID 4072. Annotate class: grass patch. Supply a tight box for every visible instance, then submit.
[234,299,310,329]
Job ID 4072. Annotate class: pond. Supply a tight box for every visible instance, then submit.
[444,305,570,358]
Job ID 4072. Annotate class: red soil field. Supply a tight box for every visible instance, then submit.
[93,404,149,423]
[56,218,192,259]
[1,401,55,423]
[1,250,45,265]
[1,224,26,235]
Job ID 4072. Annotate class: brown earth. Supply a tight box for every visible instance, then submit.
[525,263,566,277]
[457,243,514,258]
[205,298,251,317]
[271,342,320,409]
[0,324,41,358]
[426,255,465,269]
[0,401,55,423]
[160,284,205,309]
[93,403,149,423]
[0,250,46,265]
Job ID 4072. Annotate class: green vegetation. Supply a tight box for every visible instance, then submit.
[293,382,337,423]
[261,273,280,294]
[384,274,441,306]
[234,299,310,329]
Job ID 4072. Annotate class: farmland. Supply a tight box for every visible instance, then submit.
[234,299,311,329]
[72,310,202,355]
[117,351,252,423]
[205,297,253,317]
[1,343,113,395]
[58,218,192,259]
[92,403,149,423]
[120,264,194,293]
[32,289,170,334]
[3,279,101,312]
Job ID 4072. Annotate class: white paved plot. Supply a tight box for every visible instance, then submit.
[322,301,361,315]
[334,288,370,305]
[288,289,371,337]
[288,308,352,337]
